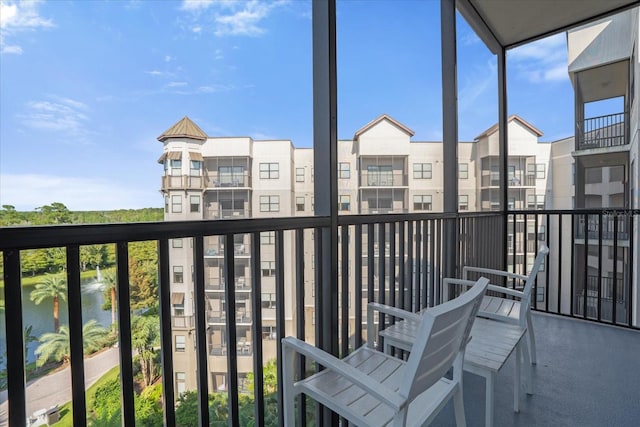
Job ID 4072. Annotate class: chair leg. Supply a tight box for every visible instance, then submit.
[283,346,296,426]
[453,384,467,427]
[526,310,537,365]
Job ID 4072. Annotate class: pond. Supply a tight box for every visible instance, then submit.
[0,274,112,368]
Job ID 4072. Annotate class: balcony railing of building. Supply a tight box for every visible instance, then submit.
[359,171,408,187]
[205,172,251,189]
[161,175,204,190]
[205,208,251,219]
[577,112,628,150]
[482,173,536,187]
[1,208,637,425]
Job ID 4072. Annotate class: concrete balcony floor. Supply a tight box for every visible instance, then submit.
[432,312,640,426]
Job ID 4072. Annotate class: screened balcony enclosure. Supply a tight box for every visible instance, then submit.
[2,1,640,426]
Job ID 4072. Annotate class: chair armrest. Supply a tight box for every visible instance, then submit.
[367,303,421,347]
[463,266,528,282]
[282,337,405,410]
[443,278,478,301]
[486,284,525,299]
[367,302,421,322]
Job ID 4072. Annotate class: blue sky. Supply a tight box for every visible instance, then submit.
[0,0,577,211]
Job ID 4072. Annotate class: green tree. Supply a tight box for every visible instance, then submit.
[34,202,72,225]
[101,270,118,326]
[34,319,108,366]
[246,359,278,394]
[21,249,51,276]
[131,315,160,388]
[30,274,68,332]
[0,205,25,225]
[128,241,158,310]
[80,244,107,271]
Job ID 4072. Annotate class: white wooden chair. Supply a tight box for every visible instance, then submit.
[282,277,489,427]
[461,245,549,365]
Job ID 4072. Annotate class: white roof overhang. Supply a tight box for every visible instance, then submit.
[457,0,639,53]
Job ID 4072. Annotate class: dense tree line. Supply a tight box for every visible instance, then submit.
[0,203,162,277]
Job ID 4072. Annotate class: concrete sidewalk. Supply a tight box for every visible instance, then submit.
[0,347,119,425]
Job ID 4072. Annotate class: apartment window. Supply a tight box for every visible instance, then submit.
[261,261,276,277]
[536,164,545,179]
[262,326,277,340]
[458,194,469,211]
[413,163,432,179]
[190,160,202,176]
[339,162,350,179]
[296,196,305,212]
[261,293,276,309]
[176,372,186,396]
[173,266,184,283]
[259,162,279,179]
[367,165,393,185]
[508,197,516,210]
[296,167,305,182]
[260,195,280,212]
[413,195,432,211]
[172,238,183,248]
[171,195,182,213]
[459,163,468,179]
[260,231,275,245]
[339,195,350,211]
[527,195,545,210]
[175,335,186,352]
[190,195,200,213]
[170,159,181,175]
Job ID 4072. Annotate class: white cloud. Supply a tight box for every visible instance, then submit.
[181,0,215,11]
[145,70,174,78]
[214,48,223,59]
[1,43,22,54]
[166,81,188,87]
[18,96,92,140]
[164,55,175,62]
[0,174,161,211]
[180,0,288,37]
[0,0,53,54]
[509,33,569,84]
[459,60,496,112]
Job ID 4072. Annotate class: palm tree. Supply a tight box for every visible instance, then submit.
[102,270,118,326]
[35,319,108,366]
[30,274,67,332]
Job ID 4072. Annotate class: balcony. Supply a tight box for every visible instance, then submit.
[577,112,628,151]
[161,174,205,190]
[360,171,408,187]
[1,209,637,425]
[205,172,251,189]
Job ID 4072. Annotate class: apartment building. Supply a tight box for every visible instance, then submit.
[158,111,557,394]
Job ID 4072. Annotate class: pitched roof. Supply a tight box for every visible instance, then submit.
[157,116,207,142]
[474,115,543,140]
[353,114,415,140]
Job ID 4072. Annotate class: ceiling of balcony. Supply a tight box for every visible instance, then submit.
[459,0,639,50]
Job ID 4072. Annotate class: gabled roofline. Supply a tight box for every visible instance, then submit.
[353,114,415,140]
[474,115,543,140]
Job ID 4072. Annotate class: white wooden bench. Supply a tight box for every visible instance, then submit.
[379,316,531,427]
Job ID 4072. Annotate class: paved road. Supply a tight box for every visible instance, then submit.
[0,347,119,425]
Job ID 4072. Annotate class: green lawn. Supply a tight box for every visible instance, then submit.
[53,365,121,426]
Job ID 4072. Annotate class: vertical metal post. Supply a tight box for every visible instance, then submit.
[441,0,459,280]
[251,232,265,427]
[116,241,135,426]
[275,231,286,427]
[3,249,26,427]
[157,239,176,426]
[66,245,87,427]
[498,46,509,273]
[354,225,363,348]
[192,235,210,427]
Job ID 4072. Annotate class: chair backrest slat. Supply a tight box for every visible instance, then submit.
[400,277,488,401]
[521,245,550,309]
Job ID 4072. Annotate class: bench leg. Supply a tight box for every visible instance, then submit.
[485,372,495,427]
[521,339,533,395]
[515,345,521,413]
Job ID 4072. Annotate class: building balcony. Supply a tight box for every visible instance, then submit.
[1,209,638,425]
[161,174,205,190]
[205,172,251,189]
[576,112,628,151]
[359,171,408,187]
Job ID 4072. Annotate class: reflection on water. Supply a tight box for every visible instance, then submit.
[0,277,111,368]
